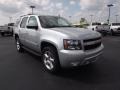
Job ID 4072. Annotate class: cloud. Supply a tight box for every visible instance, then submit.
[70,1,76,5]
[40,0,50,6]
[80,0,106,11]
[56,2,63,9]
[0,0,119,25]
[0,0,24,15]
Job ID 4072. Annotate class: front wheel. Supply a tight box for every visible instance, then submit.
[42,46,60,73]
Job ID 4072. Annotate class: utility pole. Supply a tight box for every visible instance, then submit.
[90,15,93,24]
[107,4,113,24]
[58,14,61,18]
[9,17,12,23]
[30,5,35,14]
[69,16,72,22]
[115,15,118,23]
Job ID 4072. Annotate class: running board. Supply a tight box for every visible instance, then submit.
[22,46,41,57]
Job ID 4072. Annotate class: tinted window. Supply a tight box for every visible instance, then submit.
[92,23,101,25]
[8,23,14,26]
[28,16,38,26]
[112,23,120,26]
[102,23,108,25]
[20,17,28,28]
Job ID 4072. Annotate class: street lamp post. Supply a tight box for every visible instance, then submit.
[107,4,113,24]
[90,15,93,24]
[115,15,118,23]
[69,16,72,22]
[30,6,35,14]
[58,14,61,18]
[9,17,12,23]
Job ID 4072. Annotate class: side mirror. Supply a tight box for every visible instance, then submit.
[27,25,38,30]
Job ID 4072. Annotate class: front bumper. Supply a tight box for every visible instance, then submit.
[59,44,104,68]
[113,29,120,34]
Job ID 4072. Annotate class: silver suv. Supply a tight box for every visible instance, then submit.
[14,14,104,73]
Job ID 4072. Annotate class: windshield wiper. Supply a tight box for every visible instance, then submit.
[44,25,58,28]
[45,25,74,28]
[57,25,73,27]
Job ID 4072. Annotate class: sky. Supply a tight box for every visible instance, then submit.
[0,0,119,25]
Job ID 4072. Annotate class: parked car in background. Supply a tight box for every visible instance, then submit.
[0,23,14,36]
[14,14,104,73]
[96,23,110,36]
[8,23,14,36]
[110,23,120,35]
[88,22,101,31]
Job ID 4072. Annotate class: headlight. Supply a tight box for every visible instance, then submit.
[63,39,82,50]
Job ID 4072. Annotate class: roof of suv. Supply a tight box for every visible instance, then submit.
[20,14,59,17]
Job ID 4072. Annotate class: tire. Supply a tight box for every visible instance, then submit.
[1,32,4,36]
[111,29,115,36]
[15,37,24,52]
[102,32,107,36]
[42,46,60,73]
[10,31,13,36]
[11,32,13,36]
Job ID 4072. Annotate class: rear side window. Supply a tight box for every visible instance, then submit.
[20,17,28,28]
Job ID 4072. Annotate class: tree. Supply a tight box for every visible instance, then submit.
[79,18,89,28]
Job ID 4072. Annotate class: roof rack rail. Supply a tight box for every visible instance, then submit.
[20,14,35,17]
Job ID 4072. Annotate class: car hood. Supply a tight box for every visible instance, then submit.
[49,27,101,39]
[111,26,120,28]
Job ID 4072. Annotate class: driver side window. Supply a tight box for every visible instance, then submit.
[28,16,38,26]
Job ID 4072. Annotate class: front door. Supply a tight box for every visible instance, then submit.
[26,16,40,52]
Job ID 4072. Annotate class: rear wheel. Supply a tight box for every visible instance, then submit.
[102,32,107,36]
[15,38,24,52]
[11,31,13,36]
[42,46,60,73]
[11,29,14,36]
[1,32,4,36]
[111,29,115,36]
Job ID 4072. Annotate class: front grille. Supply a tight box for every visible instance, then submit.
[83,37,101,50]
[84,42,101,50]
[83,37,101,42]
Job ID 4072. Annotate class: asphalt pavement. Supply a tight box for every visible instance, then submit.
[0,35,120,90]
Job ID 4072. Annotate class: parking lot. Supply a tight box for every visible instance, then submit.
[0,35,120,90]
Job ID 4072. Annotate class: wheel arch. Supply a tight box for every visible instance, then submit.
[15,34,19,40]
[41,41,58,52]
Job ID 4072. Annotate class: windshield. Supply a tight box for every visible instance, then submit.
[92,23,101,26]
[112,23,120,26]
[8,23,14,26]
[39,16,72,28]
[102,23,108,25]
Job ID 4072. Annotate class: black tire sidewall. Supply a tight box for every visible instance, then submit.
[42,46,60,73]
[1,32,4,36]
[111,29,115,36]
